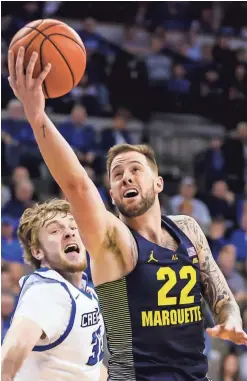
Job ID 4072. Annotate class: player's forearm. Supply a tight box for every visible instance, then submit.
[26,111,90,192]
[215,299,242,326]
[1,347,25,381]
[173,216,243,327]
[200,254,242,326]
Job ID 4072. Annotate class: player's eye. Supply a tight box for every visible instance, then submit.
[52,229,59,234]
[133,167,140,172]
[71,227,78,230]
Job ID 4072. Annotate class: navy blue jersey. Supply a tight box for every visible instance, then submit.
[96,216,208,381]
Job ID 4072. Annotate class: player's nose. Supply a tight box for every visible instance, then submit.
[64,230,75,239]
[122,171,133,185]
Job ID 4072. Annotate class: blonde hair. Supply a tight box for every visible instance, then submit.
[18,199,71,269]
[106,144,158,177]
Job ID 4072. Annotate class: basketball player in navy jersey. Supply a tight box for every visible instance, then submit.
[8,46,247,381]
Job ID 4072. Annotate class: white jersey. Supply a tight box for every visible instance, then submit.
[13,268,104,381]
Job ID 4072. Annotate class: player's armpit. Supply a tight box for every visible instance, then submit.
[1,316,43,380]
[176,216,242,326]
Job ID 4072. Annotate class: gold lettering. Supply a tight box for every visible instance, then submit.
[185,308,190,323]
[141,306,203,327]
[162,310,170,325]
[142,311,153,327]
[170,309,177,325]
[189,307,195,321]
[197,306,202,321]
[154,311,163,326]
[177,309,185,324]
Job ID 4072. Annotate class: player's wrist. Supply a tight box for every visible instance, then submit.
[25,109,46,130]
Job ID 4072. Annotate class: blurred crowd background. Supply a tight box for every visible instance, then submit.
[1,2,247,380]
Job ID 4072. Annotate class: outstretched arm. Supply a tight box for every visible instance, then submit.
[172,215,247,345]
[1,317,43,381]
[8,47,115,256]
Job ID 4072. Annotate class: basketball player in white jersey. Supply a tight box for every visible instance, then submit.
[1,199,105,381]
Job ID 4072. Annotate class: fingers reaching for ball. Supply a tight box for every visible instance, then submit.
[8,49,16,88]
[35,62,52,90]
[8,47,52,92]
[15,46,25,88]
[26,51,38,89]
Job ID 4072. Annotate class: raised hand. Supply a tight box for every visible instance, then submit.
[8,46,51,124]
[207,321,247,346]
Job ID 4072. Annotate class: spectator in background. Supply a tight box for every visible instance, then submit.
[212,36,236,71]
[194,136,225,191]
[76,18,110,115]
[205,180,236,223]
[217,245,247,308]
[171,176,211,233]
[181,30,202,62]
[70,73,111,116]
[122,24,150,56]
[207,219,227,260]
[1,291,16,343]
[219,353,241,381]
[1,216,23,264]
[1,99,25,170]
[77,17,101,52]
[178,199,193,217]
[11,166,30,186]
[7,261,26,295]
[1,264,14,292]
[167,64,191,95]
[236,48,247,65]
[58,104,98,169]
[167,63,191,113]
[230,64,247,99]
[1,184,11,208]
[201,43,214,64]
[229,213,247,264]
[199,68,225,120]
[222,121,247,194]
[198,7,214,34]
[100,112,133,153]
[2,180,35,220]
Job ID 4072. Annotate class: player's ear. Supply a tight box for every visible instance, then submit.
[109,189,116,205]
[155,176,164,194]
[32,247,44,261]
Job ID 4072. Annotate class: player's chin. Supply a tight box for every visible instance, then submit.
[62,255,86,272]
[122,204,144,218]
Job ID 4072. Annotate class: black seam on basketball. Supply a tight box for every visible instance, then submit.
[9,22,63,53]
[25,26,75,89]
[45,33,86,56]
[9,19,44,48]
[39,38,49,98]
[24,23,65,51]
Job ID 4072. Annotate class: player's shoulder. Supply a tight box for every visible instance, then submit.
[167,214,198,230]
[20,270,71,299]
[167,215,202,249]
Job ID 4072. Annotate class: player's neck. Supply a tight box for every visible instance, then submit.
[58,271,83,288]
[120,199,163,244]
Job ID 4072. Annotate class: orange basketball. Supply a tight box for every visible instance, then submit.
[9,19,86,99]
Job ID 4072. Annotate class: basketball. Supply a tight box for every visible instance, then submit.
[9,19,86,98]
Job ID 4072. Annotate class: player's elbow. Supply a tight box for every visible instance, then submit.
[62,169,92,194]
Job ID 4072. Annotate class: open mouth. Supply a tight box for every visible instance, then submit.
[64,244,80,254]
[123,189,139,199]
